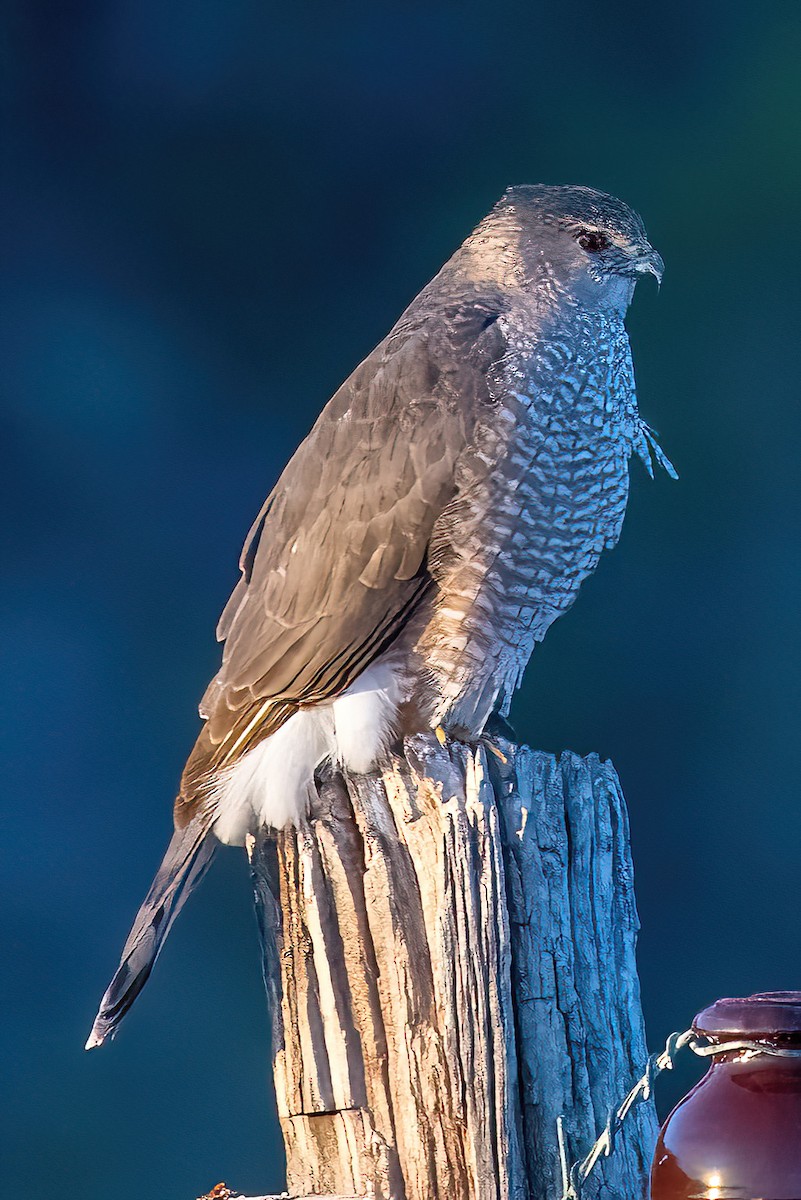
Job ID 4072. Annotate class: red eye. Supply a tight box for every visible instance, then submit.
[576,230,611,253]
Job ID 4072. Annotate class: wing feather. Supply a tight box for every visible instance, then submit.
[177,296,509,822]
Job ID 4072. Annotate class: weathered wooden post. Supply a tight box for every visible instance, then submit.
[242,732,657,1200]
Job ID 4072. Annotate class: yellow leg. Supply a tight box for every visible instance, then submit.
[435,725,448,747]
[481,738,508,764]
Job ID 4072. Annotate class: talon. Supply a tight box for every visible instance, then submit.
[482,740,507,764]
[435,725,448,747]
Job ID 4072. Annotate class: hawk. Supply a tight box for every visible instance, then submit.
[87,184,674,1048]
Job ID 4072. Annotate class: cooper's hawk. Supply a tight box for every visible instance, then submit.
[87,184,674,1048]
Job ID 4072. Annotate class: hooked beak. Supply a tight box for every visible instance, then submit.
[634,247,664,287]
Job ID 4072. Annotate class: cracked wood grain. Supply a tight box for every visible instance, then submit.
[248,734,656,1200]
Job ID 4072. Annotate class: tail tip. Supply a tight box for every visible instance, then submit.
[84,1023,108,1051]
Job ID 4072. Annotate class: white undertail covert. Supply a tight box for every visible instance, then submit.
[212,657,406,844]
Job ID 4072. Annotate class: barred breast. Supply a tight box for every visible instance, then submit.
[418,308,639,736]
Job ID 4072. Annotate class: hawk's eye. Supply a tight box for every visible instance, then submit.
[576,230,611,253]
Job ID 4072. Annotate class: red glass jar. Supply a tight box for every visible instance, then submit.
[650,992,801,1199]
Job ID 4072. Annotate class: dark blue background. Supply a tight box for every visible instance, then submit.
[3,2,801,1197]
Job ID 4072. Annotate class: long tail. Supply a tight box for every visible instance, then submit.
[85,813,217,1049]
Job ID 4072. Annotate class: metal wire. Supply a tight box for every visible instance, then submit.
[557,1029,801,1200]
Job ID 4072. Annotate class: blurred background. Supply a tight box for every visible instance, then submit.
[3,1,801,1196]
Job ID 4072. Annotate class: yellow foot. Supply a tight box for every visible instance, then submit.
[435,725,448,747]
[481,738,508,764]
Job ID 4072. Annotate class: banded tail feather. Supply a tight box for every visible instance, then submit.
[86,813,216,1049]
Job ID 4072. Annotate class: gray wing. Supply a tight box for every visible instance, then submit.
[176,298,509,820]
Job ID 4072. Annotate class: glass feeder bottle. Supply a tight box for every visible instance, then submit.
[651,992,801,1200]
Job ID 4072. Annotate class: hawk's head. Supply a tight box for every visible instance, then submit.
[470,184,663,313]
